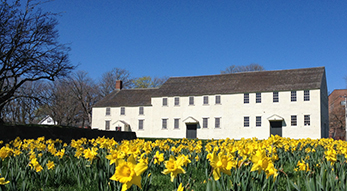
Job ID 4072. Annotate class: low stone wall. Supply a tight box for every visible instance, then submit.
[0,124,137,144]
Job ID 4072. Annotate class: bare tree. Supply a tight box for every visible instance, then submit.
[0,0,74,123]
[329,106,345,140]
[133,76,168,88]
[221,64,265,74]
[99,68,133,97]
[66,71,100,128]
[2,81,47,124]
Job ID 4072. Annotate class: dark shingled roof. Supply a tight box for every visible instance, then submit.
[94,88,157,107]
[94,67,325,107]
[153,66,325,97]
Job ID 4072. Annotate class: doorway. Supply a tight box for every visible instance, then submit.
[186,124,197,139]
[270,121,282,137]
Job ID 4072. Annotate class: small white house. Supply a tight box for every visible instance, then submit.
[38,115,57,125]
[92,67,329,139]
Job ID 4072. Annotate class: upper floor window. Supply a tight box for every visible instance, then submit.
[304,90,310,101]
[291,91,297,102]
[174,119,179,129]
[189,96,194,105]
[174,97,180,106]
[120,107,125,115]
[256,93,261,103]
[304,115,310,126]
[139,107,144,115]
[291,115,297,126]
[163,98,168,106]
[256,116,261,127]
[138,119,144,130]
[105,121,110,130]
[106,107,111,115]
[203,96,209,105]
[162,119,168,129]
[203,118,208,128]
[244,93,249,104]
[215,95,221,104]
[215,117,221,128]
[273,92,279,103]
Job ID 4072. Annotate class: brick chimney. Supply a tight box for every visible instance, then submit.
[116,80,123,90]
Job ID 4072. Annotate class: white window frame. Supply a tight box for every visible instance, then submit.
[291,115,297,126]
[139,106,144,115]
[105,120,110,130]
[120,107,125,115]
[162,118,168,129]
[256,116,261,127]
[138,119,144,130]
[256,93,261,103]
[304,115,310,126]
[203,118,208,128]
[163,98,168,106]
[291,91,297,102]
[304,90,310,101]
[273,92,279,103]
[215,95,221,104]
[203,96,209,105]
[174,118,179,129]
[174,97,180,106]
[189,96,194,105]
[244,93,249,104]
[106,107,111,116]
[244,116,250,127]
[215,117,221,128]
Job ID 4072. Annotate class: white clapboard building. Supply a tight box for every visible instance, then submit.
[92,67,329,139]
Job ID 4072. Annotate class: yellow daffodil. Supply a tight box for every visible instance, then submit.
[162,155,186,182]
[177,182,184,191]
[46,160,55,170]
[207,150,233,180]
[0,177,9,185]
[110,155,148,191]
[153,151,164,165]
[29,158,43,172]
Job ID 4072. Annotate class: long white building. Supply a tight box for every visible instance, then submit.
[92,67,329,139]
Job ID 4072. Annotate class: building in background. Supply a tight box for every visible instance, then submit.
[38,115,57,125]
[328,89,347,140]
[92,67,329,139]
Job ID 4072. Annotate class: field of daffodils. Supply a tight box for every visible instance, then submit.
[0,135,347,191]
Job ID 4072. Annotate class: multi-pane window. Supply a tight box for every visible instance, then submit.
[215,118,221,128]
[162,119,168,129]
[120,107,125,115]
[244,93,249,104]
[189,96,194,105]
[291,115,297,126]
[139,107,144,115]
[106,107,110,115]
[174,119,179,129]
[203,96,209,105]
[138,119,144,130]
[291,91,297,102]
[273,92,279,103]
[256,93,261,103]
[174,97,180,106]
[244,116,250,127]
[304,90,310,101]
[215,95,221,104]
[203,118,208,128]
[304,115,310,126]
[163,98,168,106]
[105,121,110,130]
[256,116,261,127]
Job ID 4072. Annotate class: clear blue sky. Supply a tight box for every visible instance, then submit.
[41,0,347,93]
